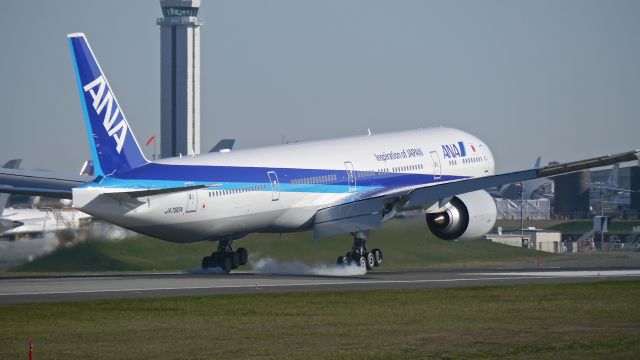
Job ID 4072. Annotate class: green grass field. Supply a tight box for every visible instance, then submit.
[8,219,561,273]
[1,281,639,359]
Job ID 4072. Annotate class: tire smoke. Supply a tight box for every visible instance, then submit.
[0,234,60,269]
[86,221,135,241]
[250,257,366,276]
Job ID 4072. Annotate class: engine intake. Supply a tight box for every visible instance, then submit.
[426,190,497,241]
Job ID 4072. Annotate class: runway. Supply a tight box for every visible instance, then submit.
[1,268,640,304]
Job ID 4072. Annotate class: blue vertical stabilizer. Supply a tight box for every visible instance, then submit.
[68,33,148,177]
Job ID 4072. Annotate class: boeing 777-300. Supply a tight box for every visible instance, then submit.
[0,34,637,273]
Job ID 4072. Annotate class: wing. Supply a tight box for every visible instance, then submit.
[0,168,94,199]
[313,149,639,239]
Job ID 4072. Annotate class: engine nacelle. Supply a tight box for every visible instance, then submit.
[426,190,497,241]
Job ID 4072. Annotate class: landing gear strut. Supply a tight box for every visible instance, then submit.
[336,231,383,273]
[202,240,248,274]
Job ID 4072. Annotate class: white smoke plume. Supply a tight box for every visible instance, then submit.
[0,233,60,269]
[0,222,136,269]
[85,221,135,241]
[250,257,366,276]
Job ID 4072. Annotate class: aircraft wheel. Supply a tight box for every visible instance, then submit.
[230,252,240,269]
[237,248,248,266]
[371,248,383,267]
[365,252,375,270]
[337,256,348,266]
[201,256,212,270]
[358,256,367,272]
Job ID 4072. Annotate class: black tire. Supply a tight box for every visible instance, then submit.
[345,252,353,262]
[337,256,349,266]
[371,248,383,267]
[221,256,232,274]
[201,256,212,270]
[358,256,367,272]
[230,252,240,269]
[366,252,375,270]
[237,248,248,266]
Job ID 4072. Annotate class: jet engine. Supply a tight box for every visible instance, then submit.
[425,190,497,241]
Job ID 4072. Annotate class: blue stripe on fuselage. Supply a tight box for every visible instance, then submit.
[83,163,468,194]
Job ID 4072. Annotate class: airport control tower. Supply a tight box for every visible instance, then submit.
[157,0,202,158]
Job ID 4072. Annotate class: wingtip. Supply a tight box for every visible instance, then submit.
[67,32,85,38]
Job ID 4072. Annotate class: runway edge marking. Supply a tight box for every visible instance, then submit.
[3,273,640,297]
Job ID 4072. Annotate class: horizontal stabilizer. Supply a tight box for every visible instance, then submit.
[103,183,221,200]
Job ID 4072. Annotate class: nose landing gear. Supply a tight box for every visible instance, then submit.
[202,240,248,274]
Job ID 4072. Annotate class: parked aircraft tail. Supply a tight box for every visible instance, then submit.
[605,163,619,188]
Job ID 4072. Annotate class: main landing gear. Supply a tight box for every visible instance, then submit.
[336,231,383,273]
[202,240,248,274]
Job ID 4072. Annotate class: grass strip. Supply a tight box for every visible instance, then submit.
[1,280,638,359]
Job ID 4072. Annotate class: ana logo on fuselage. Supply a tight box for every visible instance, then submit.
[442,141,467,159]
[83,75,128,154]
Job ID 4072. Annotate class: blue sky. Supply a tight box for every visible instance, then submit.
[0,0,638,172]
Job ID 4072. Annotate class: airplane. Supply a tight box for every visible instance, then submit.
[490,157,554,200]
[0,33,637,273]
[590,163,634,213]
[0,160,94,240]
[0,159,24,233]
[0,207,91,241]
[521,157,554,200]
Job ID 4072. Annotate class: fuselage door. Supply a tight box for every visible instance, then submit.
[429,151,442,181]
[267,171,280,201]
[344,161,356,192]
[479,144,489,173]
[185,182,198,213]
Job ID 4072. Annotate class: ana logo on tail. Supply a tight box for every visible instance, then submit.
[83,75,128,153]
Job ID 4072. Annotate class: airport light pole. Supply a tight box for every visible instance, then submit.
[520,182,524,244]
[601,182,605,251]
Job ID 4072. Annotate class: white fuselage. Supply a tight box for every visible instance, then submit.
[72,127,495,243]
